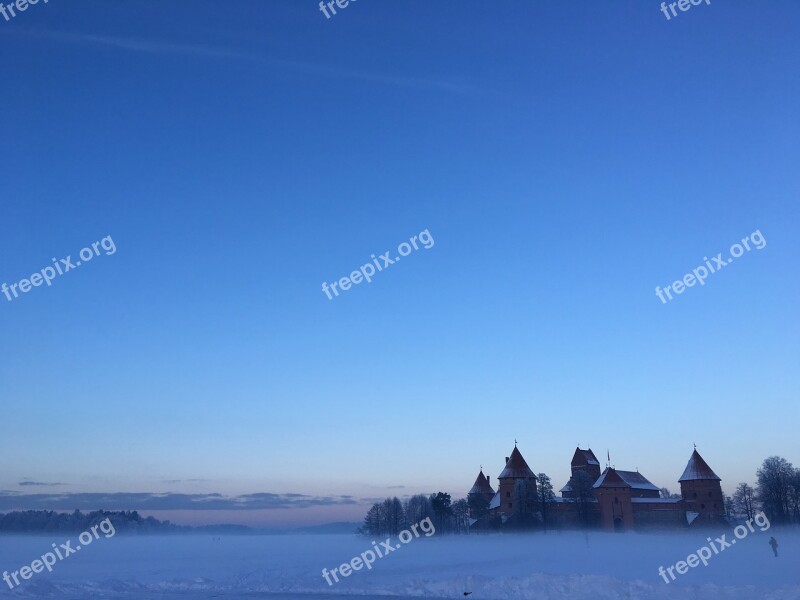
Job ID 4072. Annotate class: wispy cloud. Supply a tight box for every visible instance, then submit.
[0,491,363,511]
[159,479,212,484]
[13,30,480,96]
[266,55,481,95]
[18,30,255,60]
[18,481,66,487]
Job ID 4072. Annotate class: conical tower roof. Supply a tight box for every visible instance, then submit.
[498,446,535,479]
[468,470,495,496]
[679,449,721,482]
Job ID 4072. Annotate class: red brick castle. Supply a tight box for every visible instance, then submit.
[468,444,727,531]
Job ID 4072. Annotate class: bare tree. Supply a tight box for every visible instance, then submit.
[660,487,680,499]
[451,498,470,534]
[362,497,407,536]
[732,483,757,522]
[757,456,795,524]
[382,497,406,536]
[404,494,433,525]
[791,469,800,524]
[723,493,735,521]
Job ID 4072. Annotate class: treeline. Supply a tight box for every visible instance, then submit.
[361,473,560,536]
[728,456,800,525]
[361,493,470,536]
[0,510,186,534]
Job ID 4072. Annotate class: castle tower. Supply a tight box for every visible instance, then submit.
[593,467,634,531]
[571,447,602,482]
[467,469,495,519]
[497,445,537,517]
[679,449,726,525]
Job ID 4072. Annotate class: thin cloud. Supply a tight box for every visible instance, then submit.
[13,30,480,96]
[19,30,255,60]
[18,481,66,487]
[159,479,212,484]
[266,56,481,95]
[0,491,363,511]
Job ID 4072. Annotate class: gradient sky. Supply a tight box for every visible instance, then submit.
[1,1,798,527]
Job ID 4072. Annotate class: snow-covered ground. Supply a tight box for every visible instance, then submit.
[0,529,798,599]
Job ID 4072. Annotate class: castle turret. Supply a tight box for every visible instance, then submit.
[593,467,634,531]
[468,469,495,502]
[571,447,602,482]
[497,445,537,517]
[467,469,495,520]
[679,449,726,525]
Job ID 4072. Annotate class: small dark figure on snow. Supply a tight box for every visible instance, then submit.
[463,593,472,597]
[769,536,778,557]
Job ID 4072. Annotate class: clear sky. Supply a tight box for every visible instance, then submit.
[1,0,798,527]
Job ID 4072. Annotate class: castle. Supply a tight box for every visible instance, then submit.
[468,444,727,531]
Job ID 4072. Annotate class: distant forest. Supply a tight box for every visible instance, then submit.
[0,510,248,534]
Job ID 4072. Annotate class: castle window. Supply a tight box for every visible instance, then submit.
[509,503,512,508]
[701,503,705,509]
[614,497,619,504]
[693,492,697,498]
[506,492,510,498]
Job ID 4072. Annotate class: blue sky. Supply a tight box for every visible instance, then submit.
[1,0,798,526]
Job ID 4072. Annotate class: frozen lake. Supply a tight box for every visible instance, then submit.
[0,530,798,599]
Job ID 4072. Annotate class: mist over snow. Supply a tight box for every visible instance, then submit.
[1,530,797,599]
